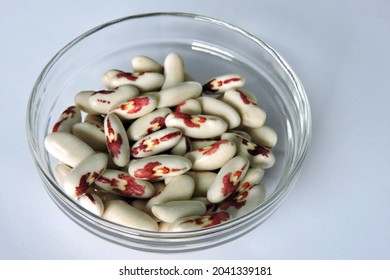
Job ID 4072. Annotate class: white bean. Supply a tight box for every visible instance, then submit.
[197,96,241,129]
[131,55,163,73]
[44,132,95,168]
[103,200,159,231]
[151,200,206,223]
[155,81,202,108]
[72,121,106,152]
[161,52,185,89]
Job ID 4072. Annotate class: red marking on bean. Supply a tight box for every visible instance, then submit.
[97,99,110,104]
[221,172,237,196]
[133,162,162,180]
[119,97,150,114]
[242,139,270,157]
[75,172,100,196]
[236,90,251,105]
[182,212,229,228]
[115,174,145,196]
[52,106,76,132]
[223,77,241,84]
[198,140,229,155]
[147,116,166,133]
[240,181,251,190]
[175,100,187,112]
[116,71,145,81]
[160,131,181,142]
[106,117,123,158]
[91,90,114,95]
[173,112,206,128]
[132,138,160,155]
[219,191,248,210]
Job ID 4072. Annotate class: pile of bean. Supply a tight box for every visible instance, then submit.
[44,53,277,232]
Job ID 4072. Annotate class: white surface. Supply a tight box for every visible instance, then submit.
[1,0,389,259]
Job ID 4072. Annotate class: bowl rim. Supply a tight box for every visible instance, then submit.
[26,12,312,240]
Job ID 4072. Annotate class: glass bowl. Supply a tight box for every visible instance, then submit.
[26,12,311,252]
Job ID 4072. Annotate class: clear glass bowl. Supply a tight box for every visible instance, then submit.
[26,12,311,252]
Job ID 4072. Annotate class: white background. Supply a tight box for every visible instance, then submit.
[1,0,389,259]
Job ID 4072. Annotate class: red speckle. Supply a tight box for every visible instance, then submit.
[91,90,114,95]
[221,172,237,196]
[219,191,248,210]
[52,120,63,133]
[160,131,181,142]
[182,212,230,228]
[133,162,184,179]
[204,212,230,227]
[236,90,251,105]
[115,174,145,196]
[173,112,206,128]
[242,139,270,157]
[116,71,145,81]
[119,97,150,114]
[75,172,100,196]
[240,181,251,190]
[133,162,162,180]
[97,99,110,104]
[175,100,187,112]
[52,106,76,132]
[106,117,123,158]
[197,140,229,155]
[132,138,160,156]
[147,116,166,133]
[223,77,241,84]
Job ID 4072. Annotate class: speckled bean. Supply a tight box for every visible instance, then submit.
[44,132,95,168]
[51,105,81,133]
[203,74,245,94]
[88,85,139,114]
[131,128,182,158]
[63,153,107,198]
[207,156,249,203]
[184,140,236,171]
[102,69,164,92]
[128,155,192,180]
[95,169,155,198]
[165,112,227,139]
[104,113,130,167]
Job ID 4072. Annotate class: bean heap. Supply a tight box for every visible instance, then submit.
[44,53,278,232]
